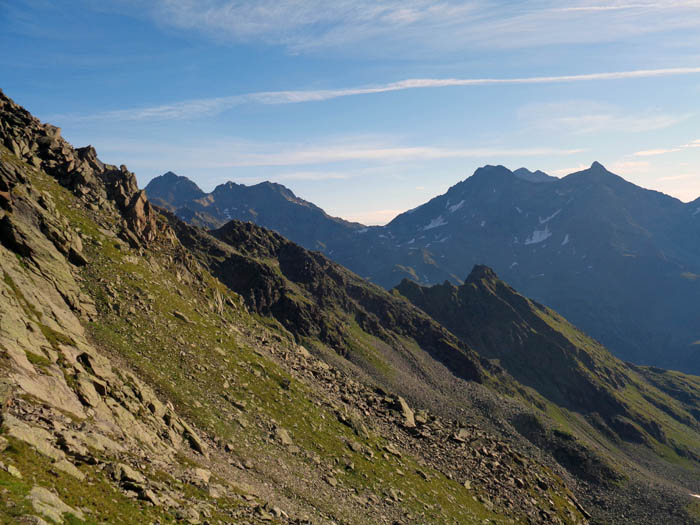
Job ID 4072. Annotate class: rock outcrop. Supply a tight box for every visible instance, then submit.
[0,90,159,245]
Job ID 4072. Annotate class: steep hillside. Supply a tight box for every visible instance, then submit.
[154,165,700,373]
[0,91,593,523]
[397,267,700,522]
[397,266,700,452]
[163,205,700,523]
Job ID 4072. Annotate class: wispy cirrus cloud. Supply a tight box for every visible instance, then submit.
[518,100,689,135]
[92,135,584,180]
[54,67,700,122]
[634,138,700,156]
[130,0,700,55]
[204,144,585,168]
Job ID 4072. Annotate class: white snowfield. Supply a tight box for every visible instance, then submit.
[539,209,561,224]
[524,225,552,245]
[448,200,465,213]
[423,215,448,230]
[561,234,570,246]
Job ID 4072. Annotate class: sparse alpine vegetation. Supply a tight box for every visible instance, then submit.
[2,88,700,525]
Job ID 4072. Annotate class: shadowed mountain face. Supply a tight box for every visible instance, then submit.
[396,266,695,439]
[7,88,700,523]
[145,175,365,249]
[162,213,489,391]
[148,164,700,373]
[396,265,700,481]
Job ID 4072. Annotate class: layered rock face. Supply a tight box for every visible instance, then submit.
[0,92,159,246]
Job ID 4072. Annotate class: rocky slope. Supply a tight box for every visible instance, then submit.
[162,198,700,522]
[396,267,700,456]
[150,165,700,374]
[5,89,700,523]
[0,90,596,524]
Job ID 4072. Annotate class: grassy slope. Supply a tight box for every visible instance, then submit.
[395,270,700,522]
[0,148,513,524]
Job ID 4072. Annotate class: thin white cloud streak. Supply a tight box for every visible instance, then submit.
[634,147,684,156]
[518,100,689,135]
[634,138,700,156]
[61,67,700,122]
[657,173,698,181]
[136,0,700,55]
[90,135,584,173]
[203,145,585,168]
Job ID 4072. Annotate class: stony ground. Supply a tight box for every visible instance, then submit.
[1,87,698,525]
[0,89,587,524]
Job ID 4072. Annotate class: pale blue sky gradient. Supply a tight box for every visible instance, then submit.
[3,0,700,224]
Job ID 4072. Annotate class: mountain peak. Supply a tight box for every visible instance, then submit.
[513,167,556,183]
[590,161,606,171]
[465,264,500,284]
[144,171,205,210]
[473,164,513,177]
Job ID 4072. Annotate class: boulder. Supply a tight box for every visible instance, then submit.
[192,467,211,485]
[53,459,85,481]
[275,426,293,446]
[28,486,85,524]
[395,396,415,428]
[2,415,65,462]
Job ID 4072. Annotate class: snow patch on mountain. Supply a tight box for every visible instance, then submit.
[525,225,552,245]
[693,207,700,217]
[539,209,561,224]
[448,200,465,213]
[423,216,448,230]
[561,234,570,246]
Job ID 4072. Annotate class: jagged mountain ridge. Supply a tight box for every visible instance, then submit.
[148,164,700,373]
[163,195,700,522]
[5,89,700,523]
[0,89,593,524]
[145,173,365,249]
[396,267,700,457]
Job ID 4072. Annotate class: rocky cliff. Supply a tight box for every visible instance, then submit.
[0,90,593,524]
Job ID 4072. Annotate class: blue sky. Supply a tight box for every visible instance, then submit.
[3,1,700,224]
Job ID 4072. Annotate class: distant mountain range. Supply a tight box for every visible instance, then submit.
[6,86,700,523]
[145,163,700,373]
